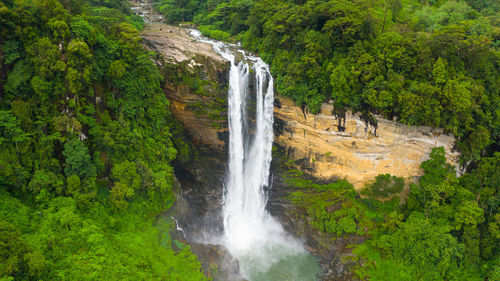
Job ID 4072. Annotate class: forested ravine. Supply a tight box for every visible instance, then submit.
[1,0,497,280]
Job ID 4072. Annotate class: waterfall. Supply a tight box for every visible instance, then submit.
[190,30,318,280]
[224,57,275,248]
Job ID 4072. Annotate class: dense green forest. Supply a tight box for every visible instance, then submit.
[1,0,499,280]
[0,0,206,279]
[157,0,499,163]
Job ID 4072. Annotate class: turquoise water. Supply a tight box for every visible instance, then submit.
[233,241,321,281]
[246,252,320,281]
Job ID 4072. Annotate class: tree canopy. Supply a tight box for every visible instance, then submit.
[0,0,206,279]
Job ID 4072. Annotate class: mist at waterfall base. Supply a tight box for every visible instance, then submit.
[190,30,320,280]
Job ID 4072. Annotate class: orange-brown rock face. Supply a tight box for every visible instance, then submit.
[167,85,228,152]
[140,23,459,188]
[274,97,459,188]
[141,23,230,153]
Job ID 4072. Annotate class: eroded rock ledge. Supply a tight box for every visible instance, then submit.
[274,97,459,188]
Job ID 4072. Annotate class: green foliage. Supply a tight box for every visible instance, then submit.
[361,174,404,198]
[288,174,384,237]
[379,212,465,280]
[198,25,233,42]
[27,169,64,196]
[156,0,202,22]
[63,138,97,179]
[0,0,207,279]
[0,111,30,147]
[287,146,498,279]
[0,190,207,280]
[0,219,29,278]
[352,147,497,280]
[110,160,139,208]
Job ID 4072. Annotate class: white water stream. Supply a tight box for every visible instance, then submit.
[190,30,319,280]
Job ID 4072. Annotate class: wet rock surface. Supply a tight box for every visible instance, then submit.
[189,243,246,281]
[130,0,163,23]
[170,153,226,239]
[267,162,359,281]
[169,147,355,280]
[168,151,248,281]
[274,97,459,189]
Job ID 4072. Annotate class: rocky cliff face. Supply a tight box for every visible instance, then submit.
[141,23,459,188]
[141,23,230,153]
[274,97,459,188]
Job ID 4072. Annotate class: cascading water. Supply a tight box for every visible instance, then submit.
[190,30,319,280]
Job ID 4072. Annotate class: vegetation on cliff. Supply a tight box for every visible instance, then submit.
[0,0,207,279]
[286,147,499,280]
